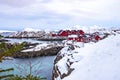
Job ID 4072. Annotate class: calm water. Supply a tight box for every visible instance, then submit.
[0,56,55,80]
[5,38,62,44]
[0,38,57,80]
[5,38,46,43]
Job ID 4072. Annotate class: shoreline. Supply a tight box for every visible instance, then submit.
[13,46,63,58]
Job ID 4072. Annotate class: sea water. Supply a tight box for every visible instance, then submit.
[0,56,55,80]
[0,38,57,80]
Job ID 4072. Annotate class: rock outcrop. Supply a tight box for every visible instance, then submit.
[13,46,63,58]
[52,41,83,80]
[0,39,9,42]
[0,42,63,58]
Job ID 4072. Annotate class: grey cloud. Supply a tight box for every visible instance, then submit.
[40,0,52,3]
[0,0,36,7]
[60,0,96,2]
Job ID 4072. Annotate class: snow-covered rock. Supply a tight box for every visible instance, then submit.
[53,33,120,80]
[14,42,63,58]
[7,28,53,38]
[22,43,61,52]
[8,31,47,38]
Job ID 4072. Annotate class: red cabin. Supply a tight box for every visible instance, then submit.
[94,35,100,41]
[71,30,77,35]
[75,37,83,42]
[68,35,83,42]
[68,37,74,40]
[52,34,57,37]
[58,30,69,37]
[52,29,85,41]
[78,30,84,35]
[68,35,77,41]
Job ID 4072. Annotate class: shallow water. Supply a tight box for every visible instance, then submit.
[0,56,55,80]
[5,38,44,43]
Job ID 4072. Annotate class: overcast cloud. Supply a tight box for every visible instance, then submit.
[0,0,120,30]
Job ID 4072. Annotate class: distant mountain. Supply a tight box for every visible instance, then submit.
[0,30,16,37]
[3,27,120,38]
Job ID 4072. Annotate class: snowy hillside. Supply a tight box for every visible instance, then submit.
[53,33,120,80]
[7,28,52,38]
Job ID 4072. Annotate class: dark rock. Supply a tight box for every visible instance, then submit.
[68,44,75,51]
[52,45,76,80]
[13,46,63,58]
[0,39,9,42]
[61,68,74,79]
[54,55,63,64]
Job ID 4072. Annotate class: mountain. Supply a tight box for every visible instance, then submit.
[8,28,52,38]
[0,30,16,37]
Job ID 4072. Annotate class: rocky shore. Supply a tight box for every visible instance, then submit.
[0,39,9,42]
[13,46,63,58]
[0,41,63,58]
[52,43,78,80]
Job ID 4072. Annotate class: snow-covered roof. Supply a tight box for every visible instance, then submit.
[68,35,78,38]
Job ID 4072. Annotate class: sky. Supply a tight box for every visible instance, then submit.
[0,0,120,31]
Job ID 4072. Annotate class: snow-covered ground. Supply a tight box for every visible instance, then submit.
[54,33,120,80]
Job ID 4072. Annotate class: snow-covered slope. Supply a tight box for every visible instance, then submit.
[53,33,120,80]
[8,28,52,38]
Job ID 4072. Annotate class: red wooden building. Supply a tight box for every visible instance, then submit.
[52,30,85,37]
[51,29,101,43]
[58,30,69,37]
